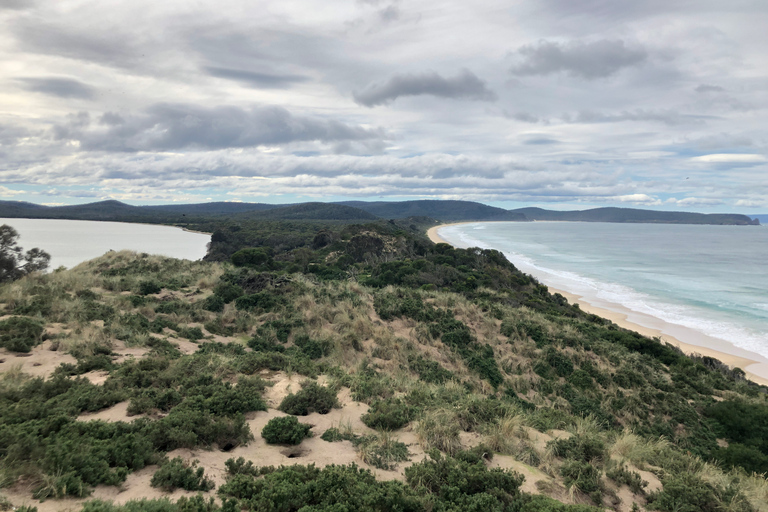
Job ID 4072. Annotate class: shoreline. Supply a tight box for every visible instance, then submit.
[427,223,768,387]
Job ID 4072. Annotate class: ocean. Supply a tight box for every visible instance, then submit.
[438,222,768,361]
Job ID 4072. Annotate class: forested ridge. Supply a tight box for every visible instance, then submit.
[0,217,767,511]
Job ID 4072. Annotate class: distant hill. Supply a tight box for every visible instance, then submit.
[337,200,526,221]
[234,202,377,221]
[0,200,759,225]
[749,214,768,225]
[510,207,759,225]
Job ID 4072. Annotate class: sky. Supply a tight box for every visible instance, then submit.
[0,0,767,212]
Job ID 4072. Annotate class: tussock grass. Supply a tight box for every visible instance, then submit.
[416,408,462,456]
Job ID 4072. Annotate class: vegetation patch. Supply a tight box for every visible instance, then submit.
[261,416,313,445]
[278,380,339,415]
[0,316,44,352]
[150,457,214,492]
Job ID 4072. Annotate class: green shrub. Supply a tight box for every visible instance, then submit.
[234,292,280,312]
[213,282,244,303]
[321,427,357,443]
[361,398,417,430]
[545,348,574,377]
[202,295,225,313]
[550,435,606,463]
[138,280,162,295]
[177,326,205,342]
[606,464,647,495]
[354,433,410,470]
[261,416,312,445]
[279,381,339,415]
[560,460,602,503]
[150,457,214,492]
[0,316,44,352]
[408,355,453,384]
[293,334,330,359]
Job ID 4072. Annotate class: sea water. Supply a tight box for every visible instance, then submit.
[1,218,211,270]
[438,222,768,360]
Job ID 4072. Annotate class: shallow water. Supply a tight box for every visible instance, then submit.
[438,222,768,360]
[1,218,210,270]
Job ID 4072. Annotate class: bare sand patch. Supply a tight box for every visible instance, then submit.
[0,341,77,379]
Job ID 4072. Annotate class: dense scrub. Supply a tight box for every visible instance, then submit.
[1,219,768,511]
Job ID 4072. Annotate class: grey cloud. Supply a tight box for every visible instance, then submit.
[511,39,647,79]
[503,111,543,123]
[14,21,141,70]
[17,77,95,99]
[354,70,497,107]
[379,5,400,22]
[205,66,309,88]
[696,84,725,93]
[53,103,385,152]
[564,109,713,126]
[524,137,561,145]
[0,0,34,9]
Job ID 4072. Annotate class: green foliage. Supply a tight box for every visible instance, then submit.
[231,248,273,268]
[560,460,602,504]
[646,473,753,512]
[606,464,647,495]
[278,381,339,416]
[213,282,244,303]
[0,316,44,352]
[354,433,410,470]
[408,355,454,384]
[0,224,50,283]
[261,416,312,445]
[292,334,330,359]
[361,398,417,430]
[80,496,220,511]
[234,292,281,312]
[138,280,162,295]
[321,427,357,443]
[150,457,214,492]
[550,435,606,464]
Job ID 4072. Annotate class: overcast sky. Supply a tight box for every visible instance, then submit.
[1,0,766,212]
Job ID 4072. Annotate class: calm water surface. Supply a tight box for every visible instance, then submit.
[1,218,210,270]
[439,222,768,360]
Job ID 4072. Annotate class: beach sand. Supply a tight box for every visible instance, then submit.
[428,223,768,387]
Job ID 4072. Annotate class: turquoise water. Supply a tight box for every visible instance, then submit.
[1,218,210,270]
[438,222,768,360]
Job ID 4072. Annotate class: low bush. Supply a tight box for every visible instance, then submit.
[138,280,162,295]
[560,460,602,504]
[354,433,410,470]
[362,398,417,430]
[606,464,647,495]
[279,381,339,415]
[150,457,214,492]
[0,316,44,352]
[261,416,312,445]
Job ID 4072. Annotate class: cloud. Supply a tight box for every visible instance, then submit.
[673,197,724,207]
[0,0,34,10]
[510,39,647,79]
[691,154,766,163]
[564,109,710,126]
[354,70,497,107]
[52,103,385,152]
[695,84,725,93]
[0,186,25,197]
[204,67,309,88]
[16,77,95,99]
[613,193,661,205]
[523,136,561,145]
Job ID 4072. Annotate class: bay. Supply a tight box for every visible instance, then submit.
[438,222,768,361]
[1,218,211,270]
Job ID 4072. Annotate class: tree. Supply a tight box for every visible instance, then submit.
[0,224,51,283]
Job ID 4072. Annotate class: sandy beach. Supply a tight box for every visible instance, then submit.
[427,224,768,386]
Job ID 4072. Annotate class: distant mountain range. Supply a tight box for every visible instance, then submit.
[0,199,760,225]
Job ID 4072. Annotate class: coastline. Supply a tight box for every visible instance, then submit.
[428,223,768,387]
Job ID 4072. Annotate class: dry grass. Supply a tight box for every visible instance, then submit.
[416,408,463,456]
[483,413,528,454]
